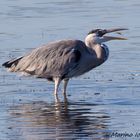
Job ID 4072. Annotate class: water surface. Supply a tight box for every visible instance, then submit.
[0,0,140,140]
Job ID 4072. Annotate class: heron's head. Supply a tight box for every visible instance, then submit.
[85,28,128,46]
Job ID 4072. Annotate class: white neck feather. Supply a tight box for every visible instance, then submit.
[85,34,109,61]
[85,34,96,47]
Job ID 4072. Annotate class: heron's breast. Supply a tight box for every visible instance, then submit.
[101,44,109,61]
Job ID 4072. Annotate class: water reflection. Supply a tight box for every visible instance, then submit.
[8,100,110,140]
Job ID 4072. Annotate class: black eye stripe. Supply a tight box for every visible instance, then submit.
[88,29,100,35]
[97,30,103,36]
[88,29,106,36]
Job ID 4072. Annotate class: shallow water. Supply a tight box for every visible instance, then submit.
[0,0,140,140]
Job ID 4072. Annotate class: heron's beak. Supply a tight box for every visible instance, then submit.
[102,28,128,41]
[104,28,128,33]
[103,35,127,41]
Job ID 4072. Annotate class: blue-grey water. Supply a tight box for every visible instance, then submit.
[0,0,140,140]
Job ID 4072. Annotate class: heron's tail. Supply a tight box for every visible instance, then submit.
[2,57,23,71]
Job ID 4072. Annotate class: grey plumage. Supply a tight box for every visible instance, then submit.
[4,40,93,77]
[2,28,127,99]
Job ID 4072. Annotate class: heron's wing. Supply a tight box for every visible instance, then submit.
[14,40,86,78]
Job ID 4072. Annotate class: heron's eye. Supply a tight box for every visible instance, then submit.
[97,30,104,37]
[88,29,106,36]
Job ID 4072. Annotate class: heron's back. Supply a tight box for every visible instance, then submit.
[4,40,90,79]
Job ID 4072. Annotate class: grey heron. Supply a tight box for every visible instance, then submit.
[2,28,127,98]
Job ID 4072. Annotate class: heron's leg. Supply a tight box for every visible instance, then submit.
[54,77,61,96]
[63,79,69,99]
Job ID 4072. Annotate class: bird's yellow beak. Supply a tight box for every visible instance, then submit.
[102,28,128,41]
[103,35,127,41]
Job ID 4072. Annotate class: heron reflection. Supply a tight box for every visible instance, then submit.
[9,100,110,140]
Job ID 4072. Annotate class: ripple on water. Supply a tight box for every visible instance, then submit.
[0,0,140,140]
[5,101,110,140]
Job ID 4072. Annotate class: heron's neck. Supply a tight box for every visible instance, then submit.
[85,38,108,61]
[91,44,105,59]
[85,36,96,49]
